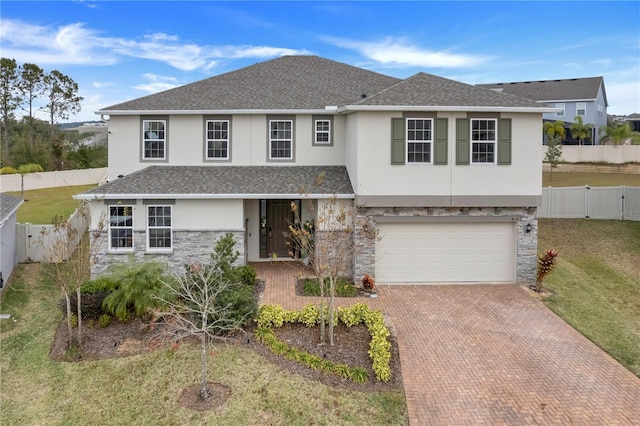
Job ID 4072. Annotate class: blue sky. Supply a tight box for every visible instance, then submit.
[2,1,638,122]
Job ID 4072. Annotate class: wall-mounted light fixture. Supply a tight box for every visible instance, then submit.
[525,223,532,234]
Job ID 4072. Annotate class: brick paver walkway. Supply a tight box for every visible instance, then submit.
[253,262,640,425]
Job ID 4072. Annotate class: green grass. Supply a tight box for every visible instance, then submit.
[538,219,640,376]
[543,171,640,187]
[6,184,96,224]
[0,264,407,425]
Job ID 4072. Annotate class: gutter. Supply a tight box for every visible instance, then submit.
[74,193,355,201]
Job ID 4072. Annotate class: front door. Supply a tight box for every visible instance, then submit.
[266,200,293,257]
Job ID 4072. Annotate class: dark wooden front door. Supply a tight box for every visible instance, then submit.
[266,200,292,257]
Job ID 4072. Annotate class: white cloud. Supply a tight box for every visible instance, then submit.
[0,18,308,71]
[133,74,181,93]
[92,82,113,89]
[322,36,487,68]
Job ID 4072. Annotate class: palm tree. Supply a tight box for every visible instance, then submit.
[598,122,639,146]
[543,120,566,142]
[569,116,594,145]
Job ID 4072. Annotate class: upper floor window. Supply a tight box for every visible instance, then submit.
[576,102,586,116]
[597,104,603,117]
[556,103,565,116]
[147,205,172,251]
[142,119,166,160]
[315,120,331,144]
[471,119,496,164]
[269,119,293,160]
[205,120,229,160]
[109,205,133,251]
[406,118,433,163]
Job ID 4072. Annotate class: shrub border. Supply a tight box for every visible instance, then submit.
[255,303,392,382]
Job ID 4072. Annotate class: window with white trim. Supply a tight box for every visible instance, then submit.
[597,104,603,117]
[147,206,172,251]
[314,119,331,144]
[269,120,293,159]
[471,119,496,164]
[556,103,565,116]
[109,206,133,251]
[142,120,166,159]
[205,120,229,160]
[576,102,586,116]
[406,118,433,163]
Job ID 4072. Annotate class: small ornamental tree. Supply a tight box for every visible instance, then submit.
[543,120,565,182]
[39,202,105,349]
[155,259,249,401]
[289,195,355,346]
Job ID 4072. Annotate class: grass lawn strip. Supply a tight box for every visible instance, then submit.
[7,184,96,224]
[542,171,640,187]
[538,219,640,376]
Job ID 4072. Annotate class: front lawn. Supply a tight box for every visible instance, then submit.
[538,218,640,376]
[0,264,406,425]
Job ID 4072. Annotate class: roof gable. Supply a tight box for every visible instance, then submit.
[354,72,545,108]
[477,77,606,104]
[0,193,23,222]
[101,56,399,112]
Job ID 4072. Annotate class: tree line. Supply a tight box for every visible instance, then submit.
[0,58,106,171]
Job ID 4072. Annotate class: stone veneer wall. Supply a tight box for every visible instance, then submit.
[353,206,538,285]
[90,230,245,279]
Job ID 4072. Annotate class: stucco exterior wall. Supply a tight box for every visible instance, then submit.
[350,111,543,199]
[107,114,347,179]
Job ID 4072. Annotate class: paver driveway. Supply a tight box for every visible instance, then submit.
[256,263,640,425]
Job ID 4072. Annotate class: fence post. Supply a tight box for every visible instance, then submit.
[621,186,625,221]
[585,185,591,218]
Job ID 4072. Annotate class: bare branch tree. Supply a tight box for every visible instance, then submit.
[39,202,105,349]
[289,196,355,346]
[154,262,248,401]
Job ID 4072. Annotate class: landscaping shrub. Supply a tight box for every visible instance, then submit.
[214,282,257,327]
[102,260,173,322]
[62,277,120,318]
[233,264,257,286]
[301,278,357,297]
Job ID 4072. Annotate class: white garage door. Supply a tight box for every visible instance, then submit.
[375,222,516,283]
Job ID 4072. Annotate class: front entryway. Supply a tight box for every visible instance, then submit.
[260,200,299,258]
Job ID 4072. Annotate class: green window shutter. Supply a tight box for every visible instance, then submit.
[433,118,448,165]
[391,118,405,165]
[456,118,470,165]
[498,118,512,165]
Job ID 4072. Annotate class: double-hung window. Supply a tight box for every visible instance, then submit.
[471,119,497,164]
[406,118,433,163]
[314,120,331,144]
[269,120,293,159]
[576,102,586,116]
[142,119,166,159]
[556,103,565,116]
[205,120,229,160]
[109,206,133,251]
[147,206,172,251]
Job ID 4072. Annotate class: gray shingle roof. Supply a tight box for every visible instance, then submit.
[477,77,606,104]
[101,56,399,111]
[0,193,23,222]
[80,166,354,197]
[356,72,546,108]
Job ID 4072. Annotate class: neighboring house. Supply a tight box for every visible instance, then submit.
[78,55,555,284]
[623,113,640,133]
[0,193,24,289]
[478,77,608,144]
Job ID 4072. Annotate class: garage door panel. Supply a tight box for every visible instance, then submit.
[375,222,515,283]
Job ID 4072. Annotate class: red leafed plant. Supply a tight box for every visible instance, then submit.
[361,274,375,292]
[534,249,558,293]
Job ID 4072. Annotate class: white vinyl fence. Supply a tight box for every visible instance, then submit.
[539,186,640,221]
[16,205,89,263]
[0,167,107,192]
[542,145,640,164]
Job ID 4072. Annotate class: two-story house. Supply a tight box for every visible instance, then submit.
[78,56,555,284]
[478,77,608,144]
